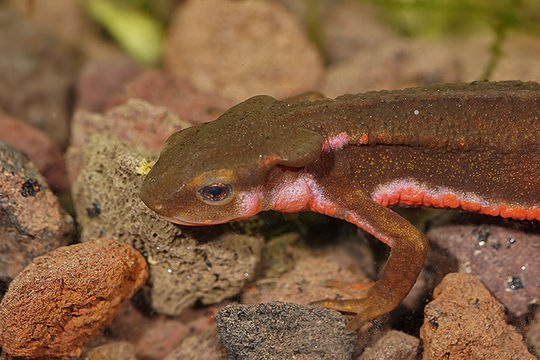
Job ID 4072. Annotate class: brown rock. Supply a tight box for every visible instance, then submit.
[163,330,228,360]
[427,224,539,317]
[322,39,460,97]
[67,99,190,183]
[0,10,76,148]
[71,135,264,315]
[526,307,540,356]
[216,302,357,360]
[0,142,73,282]
[76,57,142,113]
[83,341,137,360]
[358,330,419,360]
[132,316,190,360]
[243,241,372,306]
[106,301,226,359]
[420,273,534,360]
[0,112,68,191]
[0,238,148,358]
[492,31,540,82]
[322,1,396,64]
[164,0,323,103]
[106,69,235,124]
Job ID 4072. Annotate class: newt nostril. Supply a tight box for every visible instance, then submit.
[154,203,163,211]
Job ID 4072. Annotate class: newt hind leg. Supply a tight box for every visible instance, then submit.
[309,191,428,331]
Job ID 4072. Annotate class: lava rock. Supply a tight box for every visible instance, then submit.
[106,69,235,124]
[82,341,137,360]
[66,98,190,183]
[0,112,69,191]
[164,0,323,103]
[243,243,372,306]
[0,10,76,147]
[358,330,419,360]
[420,273,534,359]
[216,302,357,360]
[163,330,228,360]
[427,224,539,317]
[71,135,264,315]
[0,238,148,358]
[76,56,142,113]
[0,141,73,282]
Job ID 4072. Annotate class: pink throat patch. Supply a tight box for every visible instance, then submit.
[371,179,539,221]
[322,132,349,151]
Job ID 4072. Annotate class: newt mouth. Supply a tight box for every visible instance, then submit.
[159,214,252,226]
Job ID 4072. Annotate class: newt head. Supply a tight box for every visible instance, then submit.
[140,95,324,226]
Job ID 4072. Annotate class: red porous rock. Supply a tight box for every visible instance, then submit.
[0,10,76,148]
[106,69,235,124]
[0,142,73,282]
[0,112,69,191]
[358,330,419,360]
[163,330,228,360]
[164,0,323,103]
[427,224,539,317]
[420,273,534,359]
[0,238,148,358]
[66,99,190,183]
[75,56,142,113]
[82,341,137,360]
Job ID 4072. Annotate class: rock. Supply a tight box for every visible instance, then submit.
[525,307,540,356]
[71,99,189,151]
[243,238,372,306]
[427,224,539,317]
[163,330,228,360]
[83,341,137,360]
[76,56,142,113]
[106,301,226,359]
[0,10,76,148]
[0,238,148,358]
[492,31,540,81]
[106,69,235,124]
[0,142,73,282]
[216,302,357,360]
[71,135,264,315]
[0,112,69,191]
[322,1,395,64]
[66,99,190,183]
[358,330,419,360]
[322,39,460,97]
[164,0,323,103]
[420,273,534,359]
[130,316,190,360]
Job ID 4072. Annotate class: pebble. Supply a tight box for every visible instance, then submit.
[0,113,69,191]
[358,330,419,360]
[427,224,539,317]
[164,0,323,102]
[0,10,76,147]
[216,302,357,360]
[420,273,534,359]
[0,142,73,282]
[0,238,148,358]
[106,69,235,124]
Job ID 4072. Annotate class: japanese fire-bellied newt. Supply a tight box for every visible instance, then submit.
[140,81,540,330]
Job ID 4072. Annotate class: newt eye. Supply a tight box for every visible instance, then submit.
[199,182,232,203]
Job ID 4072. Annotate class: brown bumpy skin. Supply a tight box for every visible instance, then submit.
[140,81,539,330]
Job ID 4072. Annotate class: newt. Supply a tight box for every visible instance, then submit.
[140,81,540,330]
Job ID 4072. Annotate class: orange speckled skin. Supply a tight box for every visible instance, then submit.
[141,81,539,330]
